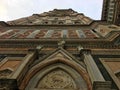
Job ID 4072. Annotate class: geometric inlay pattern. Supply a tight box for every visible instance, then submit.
[0,29,98,39]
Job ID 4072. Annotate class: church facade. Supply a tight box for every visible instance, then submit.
[0,1,120,90]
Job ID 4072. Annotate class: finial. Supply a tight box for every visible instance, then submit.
[58,40,65,48]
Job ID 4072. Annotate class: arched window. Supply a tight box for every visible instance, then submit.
[74,21,81,24]
[58,21,63,24]
[43,21,48,24]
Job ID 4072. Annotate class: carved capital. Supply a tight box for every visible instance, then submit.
[93,81,112,90]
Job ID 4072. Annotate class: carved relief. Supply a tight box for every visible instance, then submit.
[37,69,77,89]
[0,69,12,78]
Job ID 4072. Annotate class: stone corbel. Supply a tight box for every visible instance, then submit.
[77,45,91,61]
[28,45,43,59]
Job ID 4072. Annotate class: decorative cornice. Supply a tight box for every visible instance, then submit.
[92,49,120,55]
[5,20,102,27]
[0,21,9,27]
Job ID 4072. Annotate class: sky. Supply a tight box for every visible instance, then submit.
[0,0,103,21]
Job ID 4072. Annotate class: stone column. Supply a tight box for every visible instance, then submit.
[83,52,112,90]
[84,53,105,83]
[10,50,37,86]
[77,45,112,90]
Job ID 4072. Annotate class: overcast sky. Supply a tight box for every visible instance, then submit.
[0,0,103,21]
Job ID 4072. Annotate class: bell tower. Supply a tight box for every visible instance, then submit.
[102,0,120,25]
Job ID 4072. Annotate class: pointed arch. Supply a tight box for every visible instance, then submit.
[20,57,92,90]
[25,63,88,90]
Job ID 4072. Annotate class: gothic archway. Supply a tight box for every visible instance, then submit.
[25,64,88,90]
[37,69,76,89]
[20,49,92,90]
